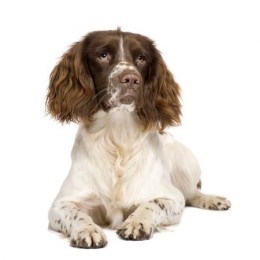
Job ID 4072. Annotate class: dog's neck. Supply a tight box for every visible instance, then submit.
[85,107,147,147]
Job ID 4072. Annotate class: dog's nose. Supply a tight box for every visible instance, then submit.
[120,73,141,89]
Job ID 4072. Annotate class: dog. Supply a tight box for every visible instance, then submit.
[46,29,231,248]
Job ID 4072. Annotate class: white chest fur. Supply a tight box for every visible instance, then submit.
[59,109,181,228]
[80,110,173,201]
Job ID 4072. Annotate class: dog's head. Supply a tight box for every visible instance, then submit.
[46,29,181,130]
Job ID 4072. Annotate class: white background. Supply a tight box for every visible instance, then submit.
[1,0,260,259]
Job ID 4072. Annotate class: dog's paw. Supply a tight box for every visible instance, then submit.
[205,196,231,210]
[117,219,154,240]
[70,224,107,248]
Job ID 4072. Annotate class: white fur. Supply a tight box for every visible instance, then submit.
[49,109,199,227]
[109,62,136,82]
[49,108,230,247]
[119,36,125,61]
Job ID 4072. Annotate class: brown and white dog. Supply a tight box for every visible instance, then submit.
[46,29,231,248]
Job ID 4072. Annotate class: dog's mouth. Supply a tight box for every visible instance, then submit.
[119,95,135,105]
[103,88,137,110]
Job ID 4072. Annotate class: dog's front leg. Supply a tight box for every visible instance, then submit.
[49,200,107,248]
[117,197,184,240]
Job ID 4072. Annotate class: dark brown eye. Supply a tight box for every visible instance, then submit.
[136,54,146,65]
[98,51,111,63]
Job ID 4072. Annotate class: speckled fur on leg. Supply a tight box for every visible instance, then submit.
[186,191,231,210]
[117,198,184,240]
[49,201,107,248]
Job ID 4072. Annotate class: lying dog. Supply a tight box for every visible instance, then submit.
[46,29,231,248]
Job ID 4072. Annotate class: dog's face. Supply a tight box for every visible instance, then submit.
[83,31,152,110]
[46,29,181,130]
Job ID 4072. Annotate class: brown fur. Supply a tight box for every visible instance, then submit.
[46,29,181,130]
[46,42,97,124]
[137,57,181,131]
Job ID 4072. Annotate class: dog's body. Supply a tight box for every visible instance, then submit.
[47,29,230,248]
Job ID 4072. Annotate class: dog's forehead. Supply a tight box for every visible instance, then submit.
[123,32,154,48]
[86,33,119,50]
[85,30,151,51]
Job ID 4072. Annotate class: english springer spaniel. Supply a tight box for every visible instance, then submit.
[46,29,231,248]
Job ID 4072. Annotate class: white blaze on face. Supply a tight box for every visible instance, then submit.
[109,36,136,80]
[119,36,125,61]
[109,63,136,81]
[107,35,139,110]
[108,36,136,88]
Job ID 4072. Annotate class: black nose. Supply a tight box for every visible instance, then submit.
[120,73,141,88]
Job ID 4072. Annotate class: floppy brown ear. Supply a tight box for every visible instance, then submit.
[137,53,182,131]
[46,41,97,124]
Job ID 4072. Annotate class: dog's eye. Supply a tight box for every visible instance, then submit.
[99,52,108,59]
[136,54,146,65]
[98,52,111,63]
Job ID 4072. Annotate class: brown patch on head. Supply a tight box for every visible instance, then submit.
[46,29,182,130]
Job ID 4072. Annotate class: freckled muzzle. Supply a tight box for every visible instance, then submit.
[107,62,141,107]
